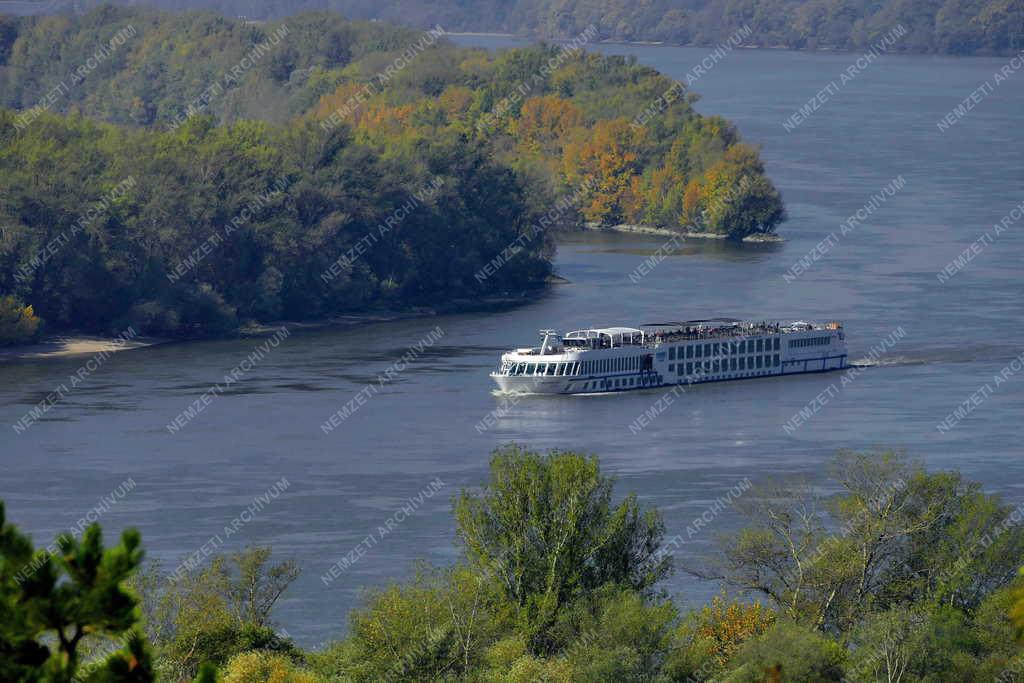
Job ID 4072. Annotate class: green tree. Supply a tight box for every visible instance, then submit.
[131,547,298,680]
[311,564,513,681]
[0,500,153,682]
[722,620,846,682]
[700,449,1024,632]
[454,444,669,653]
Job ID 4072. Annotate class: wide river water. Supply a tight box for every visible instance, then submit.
[2,38,1022,646]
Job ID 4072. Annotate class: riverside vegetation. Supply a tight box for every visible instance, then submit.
[0,7,783,342]
[5,445,1024,681]
[20,0,1024,56]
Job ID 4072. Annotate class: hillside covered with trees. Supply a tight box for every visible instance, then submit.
[0,7,784,339]
[5,446,1024,681]
[21,0,1024,56]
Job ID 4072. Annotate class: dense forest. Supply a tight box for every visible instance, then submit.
[0,7,784,340]
[23,0,1024,55]
[5,446,1024,681]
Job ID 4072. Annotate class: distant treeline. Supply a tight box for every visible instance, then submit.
[0,7,784,339]
[20,0,1024,56]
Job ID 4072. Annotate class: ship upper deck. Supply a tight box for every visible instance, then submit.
[507,320,842,357]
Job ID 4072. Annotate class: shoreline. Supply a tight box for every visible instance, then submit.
[448,32,1017,59]
[580,223,784,243]
[0,290,551,363]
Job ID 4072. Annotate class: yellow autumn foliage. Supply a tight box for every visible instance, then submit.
[0,295,42,346]
[220,651,322,683]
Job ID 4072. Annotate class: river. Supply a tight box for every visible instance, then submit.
[1,38,1022,646]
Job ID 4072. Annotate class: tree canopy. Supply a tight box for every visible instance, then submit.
[5,447,1024,681]
[17,0,1023,56]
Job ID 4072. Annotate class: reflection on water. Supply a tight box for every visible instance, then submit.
[2,42,1023,646]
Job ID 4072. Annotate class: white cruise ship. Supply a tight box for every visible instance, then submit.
[490,319,847,395]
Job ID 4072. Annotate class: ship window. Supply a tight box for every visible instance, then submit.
[669,347,676,360]
[695,345,702,358]
[755,339,762,352]
[774,338,780,351]
[685,362,692,374]
[545,364,554,375]
[712,343,719,356]
[739,357,746,370]
[756,356,763,368]
[668,364,674,373]
[685,345,692,358]
[773,354,780,366]
[704,343,711,356]
[731,358,737,371]
[713,360,720,373]
[527,364,536,374]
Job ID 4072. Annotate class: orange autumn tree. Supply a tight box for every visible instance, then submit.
[356,102,417,140]
[310,81,378,124]
[513,95,584,155]
[694,596,776,665]
[563,118,648,224]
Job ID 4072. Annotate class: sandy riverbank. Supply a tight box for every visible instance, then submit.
[0,334,169,363]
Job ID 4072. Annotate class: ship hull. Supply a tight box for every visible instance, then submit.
[490,355,848,395]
